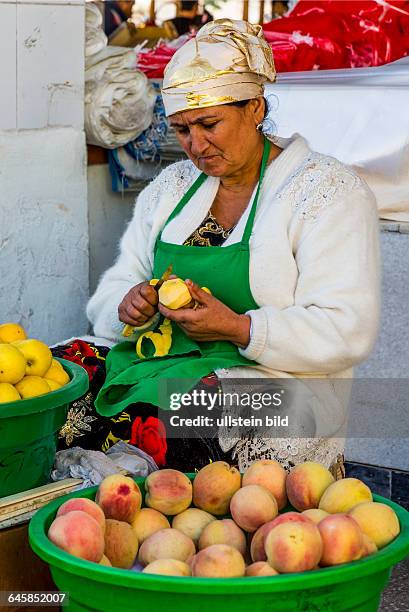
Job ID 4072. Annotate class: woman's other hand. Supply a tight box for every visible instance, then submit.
[158,279,251,348]
[118,282,159,327]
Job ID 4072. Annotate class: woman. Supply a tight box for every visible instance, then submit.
[65,20,380,475]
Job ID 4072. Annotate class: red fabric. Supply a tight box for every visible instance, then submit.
[136,2,409,77]
[61,339,102,379]
[263,0,409,71]
[137,42,181,78]
[130,416,168,466]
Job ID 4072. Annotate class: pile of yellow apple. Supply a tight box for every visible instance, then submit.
[47,460,401,577]
[0,322,69,403]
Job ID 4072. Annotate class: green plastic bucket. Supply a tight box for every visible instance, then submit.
[29,476,409,612]
[0,359,88,497]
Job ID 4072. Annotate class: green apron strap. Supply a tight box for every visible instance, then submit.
[158,172,207,240]
[242,138,271,245]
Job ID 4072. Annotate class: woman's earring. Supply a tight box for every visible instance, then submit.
[256,123,263,132]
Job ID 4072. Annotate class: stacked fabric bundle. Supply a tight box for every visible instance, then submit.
[85,1,107,57]
[263,0,409,71]
[84,3,156,149]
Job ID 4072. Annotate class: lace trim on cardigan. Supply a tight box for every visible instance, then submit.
[144,160,198,216]
[277,152,362,220]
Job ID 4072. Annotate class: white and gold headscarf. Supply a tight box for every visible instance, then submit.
[162,19,276,117]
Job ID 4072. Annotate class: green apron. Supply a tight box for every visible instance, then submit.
[95,138,271,416]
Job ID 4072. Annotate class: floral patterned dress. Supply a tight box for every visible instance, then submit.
[53,211,235,471]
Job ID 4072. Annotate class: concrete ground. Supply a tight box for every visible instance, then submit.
[380,557,409,611]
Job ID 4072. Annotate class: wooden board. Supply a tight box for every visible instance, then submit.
[0,479,83,529]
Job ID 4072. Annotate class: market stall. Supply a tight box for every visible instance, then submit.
[1,2,409,608]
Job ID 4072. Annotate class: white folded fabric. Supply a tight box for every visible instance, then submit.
[85,2,107,58]
[84,67,156,148]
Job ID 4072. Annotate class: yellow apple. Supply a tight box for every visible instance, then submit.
[0,344,27,384]
[13,339,52,377]
[0,323,27,343]
[15,376,51,399]
[0,382,21,403]
[44,378,62,391]
[43,360,69,386]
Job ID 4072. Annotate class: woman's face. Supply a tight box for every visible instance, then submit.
[169,98,265,178]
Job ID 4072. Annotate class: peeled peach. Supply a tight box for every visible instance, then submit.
[104,519,139,569]
[193,461,241,516]
[96,474,141,523]
[57,498,106,534]
[199,519,247,556]
[286,462,335,511]
[145,469,192,516]
[319,478,372,514]
[138,528,195,566]
[318,514,363,566]
[48,510,104,562]
[191,544,245,578]
[132,508,170,545]
[230,485,278,533]
[242,460,288,510]
[172,508,216,546]
[142,559,191,576]
[302,509,329,524]
[265,521,323,573]
[349,502,400,549]
[245,562,279,577]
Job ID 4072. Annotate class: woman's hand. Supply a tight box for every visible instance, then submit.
[118,282,159,327]
[158,279,251,348]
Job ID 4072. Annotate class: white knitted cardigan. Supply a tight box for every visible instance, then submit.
[87,135,380,471]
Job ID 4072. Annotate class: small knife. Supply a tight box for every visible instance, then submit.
[122,264,173,337]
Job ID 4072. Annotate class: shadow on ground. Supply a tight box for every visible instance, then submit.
[380,557,409,611]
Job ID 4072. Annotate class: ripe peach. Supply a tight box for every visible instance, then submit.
[191,544,245,578]
[96,474,141,523]
[349,502,400,549]
[142,559,191,576]
[318,514,364,566]
[104,519,139,569]
[245,562,279,577]
[145,469,192,516]
[138,528,195,566]
[172,508,216,546]
[265,521,323,573]
[250,521,276,562]
[302,509,330,524]
[242,460,287,510]
[132,508,170,545]
[199,519,247,556]
[286,462,335,511]
[230,485,278,533]
[48,510,104,562]
[193,461,241,516]
[250,512,313,563]
[57,498,106,534]
[319,478,372,514]
[360,534,378,558]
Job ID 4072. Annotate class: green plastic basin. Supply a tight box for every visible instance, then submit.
[29,476,409,612]
[0,359,88,497]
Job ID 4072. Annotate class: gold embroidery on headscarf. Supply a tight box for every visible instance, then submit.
[161,19,276,116]
[185,92,236,107]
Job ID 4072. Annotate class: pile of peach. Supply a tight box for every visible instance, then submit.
[47,460,400,578]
